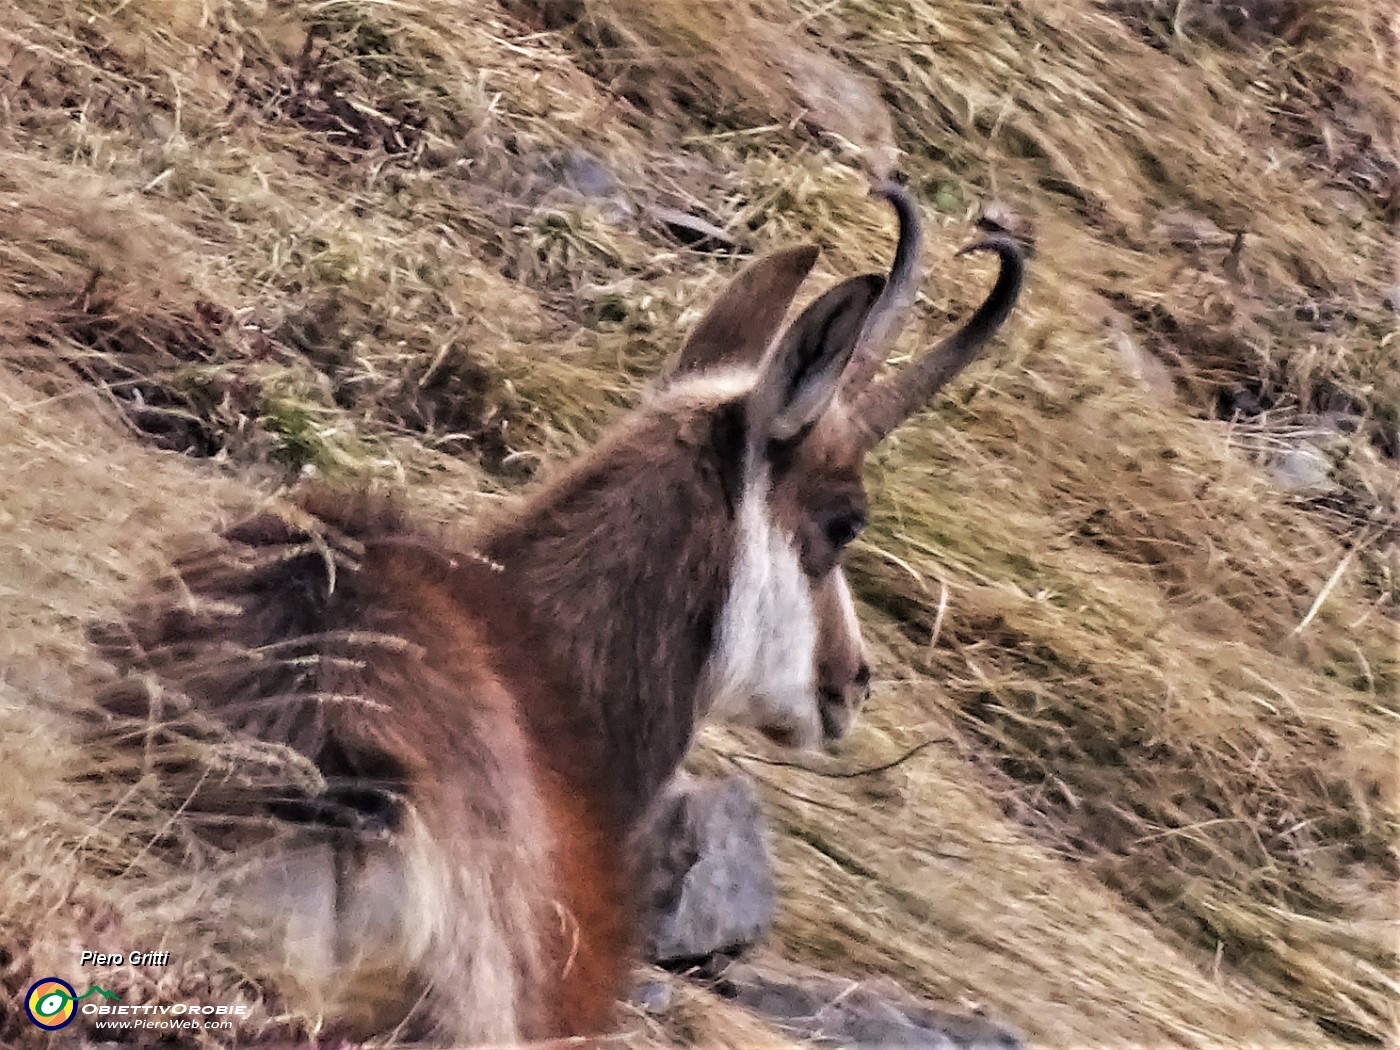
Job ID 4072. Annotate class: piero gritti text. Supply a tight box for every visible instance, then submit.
[81,950,170,966]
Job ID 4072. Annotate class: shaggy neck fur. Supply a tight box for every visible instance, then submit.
[480,384,751,828]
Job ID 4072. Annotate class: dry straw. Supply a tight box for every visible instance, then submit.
[0,0,1395,1045]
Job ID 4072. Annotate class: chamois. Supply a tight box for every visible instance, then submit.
[90,184,1024,1043]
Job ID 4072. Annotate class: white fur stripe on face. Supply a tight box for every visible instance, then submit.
[700,474,822,750]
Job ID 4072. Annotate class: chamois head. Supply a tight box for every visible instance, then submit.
[660,184,1024,751]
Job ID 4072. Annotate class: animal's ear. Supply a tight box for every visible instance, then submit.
[665,245,820,381]
[749,273,885,443]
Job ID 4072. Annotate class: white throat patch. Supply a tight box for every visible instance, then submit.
[700,473,822,749]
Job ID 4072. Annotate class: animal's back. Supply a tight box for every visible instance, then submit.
[88,487,555,1042]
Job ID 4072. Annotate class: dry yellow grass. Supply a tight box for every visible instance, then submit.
[0,0,1395,1046]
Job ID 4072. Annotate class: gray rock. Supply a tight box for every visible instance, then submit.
[535,147,636,223]
[719,960,1024,1050]
[632,779,1019,1049]
[629,977,673,1015]
[1270,442,1334,492]
[635,773,776,964]
[557,148,623,202]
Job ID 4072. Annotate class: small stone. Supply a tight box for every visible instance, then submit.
[558,149,622,201]
[636,774,775,965]
[717,960,1024,1050]
[629,978,672,1015]
[1270,443,1333,491]
[535,148,636,223]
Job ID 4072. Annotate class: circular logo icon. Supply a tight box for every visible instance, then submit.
[25,978,78,1030]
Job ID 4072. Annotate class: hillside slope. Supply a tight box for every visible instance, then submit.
[1,0,1396,1046]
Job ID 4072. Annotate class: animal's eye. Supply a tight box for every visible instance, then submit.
[822,509,867,550]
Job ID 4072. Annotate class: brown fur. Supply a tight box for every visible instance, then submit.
[86,383,841,1041]
[86,188,1022,1043]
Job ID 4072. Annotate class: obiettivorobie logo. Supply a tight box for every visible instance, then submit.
[24,978,120,1030]
[24,975,250,1033]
